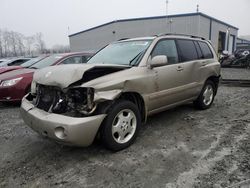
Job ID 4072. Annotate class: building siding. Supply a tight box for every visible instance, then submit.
[69,13,238,54]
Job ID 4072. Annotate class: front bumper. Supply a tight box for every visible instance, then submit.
[0,85,25,102]
[20,97,106,147]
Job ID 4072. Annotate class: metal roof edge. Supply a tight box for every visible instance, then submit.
[237,37,250,43]
[199,13,238,30]
[69,12,238,37]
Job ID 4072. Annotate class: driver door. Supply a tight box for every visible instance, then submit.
[148,39,189,112]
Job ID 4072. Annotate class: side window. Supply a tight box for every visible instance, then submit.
[198,42,214,59]
[194,41,203,59]
[177,40,198,62]
[61,56,82,64]
[151,40,178,64]
[10,60,25,66]
[82,55,91,63]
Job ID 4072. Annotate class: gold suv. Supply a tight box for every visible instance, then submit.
[21,34,221,151]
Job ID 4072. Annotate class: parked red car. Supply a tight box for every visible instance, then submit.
[0,56,48,75]
[0,52,92,102]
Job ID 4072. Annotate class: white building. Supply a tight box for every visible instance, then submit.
[69,12,238,54]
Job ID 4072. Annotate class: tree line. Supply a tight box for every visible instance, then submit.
[0,29,70,58]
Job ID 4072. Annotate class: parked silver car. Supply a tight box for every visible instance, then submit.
[0,57,31,67]
[21,34,221,151]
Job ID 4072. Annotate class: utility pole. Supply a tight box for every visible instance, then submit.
[197,4,200,36]
[166,0,169,32]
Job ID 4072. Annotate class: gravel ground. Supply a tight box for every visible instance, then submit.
[221,68,250,80]
[0,86,250,188]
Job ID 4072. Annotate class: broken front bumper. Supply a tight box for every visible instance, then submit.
[20,97,106,147]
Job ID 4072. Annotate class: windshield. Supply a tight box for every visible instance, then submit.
[30,54,63,69]
[87,40,152,66]
[21,56,46,68]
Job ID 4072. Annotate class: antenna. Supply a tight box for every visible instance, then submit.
[68,26,70,36]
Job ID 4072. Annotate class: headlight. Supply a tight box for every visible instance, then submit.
[0,77,23,87]
[31,81,37,94]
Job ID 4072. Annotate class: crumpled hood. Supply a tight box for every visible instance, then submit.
[33,64,129,89]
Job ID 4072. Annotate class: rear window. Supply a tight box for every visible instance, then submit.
[198,42,214,59]
[30,55,63,69]
[9,59,29,66]
[177,40,198,62]
[61,56,82,64]
[194,41,203,59]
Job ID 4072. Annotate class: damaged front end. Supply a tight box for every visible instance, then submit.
[20,64,129,146]
[27,82,122,118]
[21,85,107,146]
[25,64,129,117]
[27,84,97,117]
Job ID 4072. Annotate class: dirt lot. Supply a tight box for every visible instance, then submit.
[0,85,249,188]
[221,68,250,80]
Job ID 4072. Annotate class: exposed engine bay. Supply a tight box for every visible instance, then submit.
[29,84,96,117]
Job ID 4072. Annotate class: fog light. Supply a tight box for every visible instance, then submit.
[55,127,67,139]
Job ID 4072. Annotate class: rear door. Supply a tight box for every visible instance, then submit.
[194,41,216,85]
[175,39,202,98]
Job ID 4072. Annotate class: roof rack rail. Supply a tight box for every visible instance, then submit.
[158,33,206,40]
[117,38,130,41]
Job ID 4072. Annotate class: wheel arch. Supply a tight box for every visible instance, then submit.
[118,92,147,123]
[206,75,220,95]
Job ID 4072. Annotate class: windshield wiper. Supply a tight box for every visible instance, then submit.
[129,50,146,66]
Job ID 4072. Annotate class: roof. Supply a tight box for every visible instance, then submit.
[237,37,250,43]
[69,12,238,37]
[52,52,94,57]
[117,34,207,42]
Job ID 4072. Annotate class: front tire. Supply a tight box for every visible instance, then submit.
[100,100,141,151]
[194,80,215,110]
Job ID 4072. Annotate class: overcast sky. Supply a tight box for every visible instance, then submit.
[1,0,249,47]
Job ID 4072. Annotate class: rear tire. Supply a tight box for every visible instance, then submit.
[100,100,141,151]
[194,80,215,110]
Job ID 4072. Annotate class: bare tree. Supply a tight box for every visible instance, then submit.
[51,44,70,53]
[34,32,46,54]
[2,30,11,57]
[9,31,18,56]
[0,29,3,58]
[25,36,35,56]
[16,32,25,56]
[0,28,72,58]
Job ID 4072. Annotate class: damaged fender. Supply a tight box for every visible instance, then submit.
[94,89,122,102]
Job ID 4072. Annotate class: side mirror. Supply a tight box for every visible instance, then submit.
[222,50,229,55]
[150,55,168,68]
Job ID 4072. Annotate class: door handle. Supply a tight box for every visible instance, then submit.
[177,66,184,71]
[201,61,208,67]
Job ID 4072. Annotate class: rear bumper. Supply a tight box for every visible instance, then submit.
[20,96,106,147]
